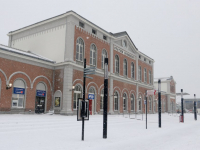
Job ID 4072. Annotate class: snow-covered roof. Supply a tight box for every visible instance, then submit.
[0,44,55,63]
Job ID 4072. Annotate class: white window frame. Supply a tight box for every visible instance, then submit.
[138,66,142,81]
[115,55,119,74]
[131,62,135,79]
[73,85,82,110]
[12,79,26,109]
[90,44,97,66]
[114,92,119,111]
[149,70,152,85]
[123,93,127,111]
[123,59,127,77]
[144,68,147,83]
[76,38,84,62]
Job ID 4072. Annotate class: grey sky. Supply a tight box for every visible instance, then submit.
[1,0,200,101]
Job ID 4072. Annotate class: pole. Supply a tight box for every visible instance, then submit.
[158,79,161,128]
[181,89,184,122]
[146,91,147,129]
[194,94,197,121]
[103,58,108,139]
[82,59,86,141]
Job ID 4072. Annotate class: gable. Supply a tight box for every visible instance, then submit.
[113,37,137,54]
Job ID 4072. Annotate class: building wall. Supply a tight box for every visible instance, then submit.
[73,26,110,69]
[0,57,53,113]
[12,24,66,63]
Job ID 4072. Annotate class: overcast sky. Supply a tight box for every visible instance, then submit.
[1,0,200,101]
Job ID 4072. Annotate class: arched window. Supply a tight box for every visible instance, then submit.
[76,38,84,61]
[131,94,135,111]
[100,89,104,110]
[90,44,97,66]
[144,68,147,83]
[12,79,26,108]
[114,91,119,111]
[101,49,107,69]
[123,93,127,111]
[149,96,152,111]
[115,55,119,74]
[123,59,127,76]
[73,85,82,109]
[131,62,135,79]
[138,95,142,111]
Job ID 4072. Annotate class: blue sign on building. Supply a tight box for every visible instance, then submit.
[36,90,46,97]
[88,94,95,100]
[13,87,25,95]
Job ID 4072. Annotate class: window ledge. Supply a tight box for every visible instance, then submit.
[11,108,25,111]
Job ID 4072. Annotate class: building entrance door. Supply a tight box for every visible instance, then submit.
[35,97,45,113]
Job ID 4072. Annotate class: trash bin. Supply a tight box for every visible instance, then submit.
[179,115,183,122]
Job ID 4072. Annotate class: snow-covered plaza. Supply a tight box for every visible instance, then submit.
[0,113,199,150]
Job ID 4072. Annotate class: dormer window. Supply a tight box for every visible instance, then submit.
[79,22,84,28]
[92,29,96,35]
[122,40,127,48]
[103,35,107,40]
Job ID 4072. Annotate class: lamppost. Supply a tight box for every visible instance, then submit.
[176,89,189,123]
[154,76,173,128]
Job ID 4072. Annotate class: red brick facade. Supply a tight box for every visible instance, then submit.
[0,57,53,113]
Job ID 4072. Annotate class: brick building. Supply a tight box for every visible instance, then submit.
[1,11,155,114]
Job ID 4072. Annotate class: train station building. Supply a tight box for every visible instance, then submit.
[0,11,157,115]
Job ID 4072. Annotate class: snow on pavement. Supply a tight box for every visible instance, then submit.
[0,113,199,150]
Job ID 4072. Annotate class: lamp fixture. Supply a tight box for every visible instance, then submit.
[6,83,12,90]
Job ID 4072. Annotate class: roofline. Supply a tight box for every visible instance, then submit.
[0,45,55,63]
[7,10,154,61]
[7,10,112,37]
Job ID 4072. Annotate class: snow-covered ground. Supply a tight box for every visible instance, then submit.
[0,113,199,150]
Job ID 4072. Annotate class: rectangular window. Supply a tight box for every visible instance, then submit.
[103,35,107,40]
[12,94,24,108]
[131,63,134,79]
[139,55,141,59]
[138,66,142,81]
[92,29,96,35]
[144,69,147,83]
[144,58,146,61]
[149,71,152,84]
[79,22,84,28]
[131,99,134,111]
